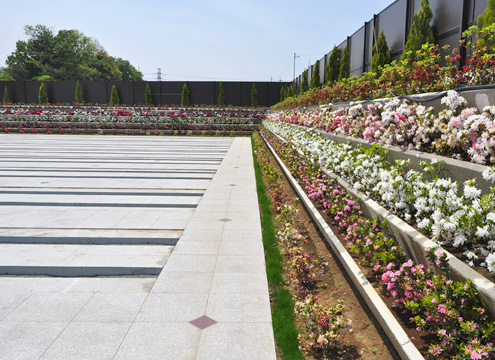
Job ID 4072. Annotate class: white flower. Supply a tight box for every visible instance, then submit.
[482,167,495,182]
[487,213,495,222]
[464,185,482,200]
[486,253,495,273]
[453,234,467,247]
[475,226,489,238]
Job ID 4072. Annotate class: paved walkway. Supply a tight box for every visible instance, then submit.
[0,134,276,360]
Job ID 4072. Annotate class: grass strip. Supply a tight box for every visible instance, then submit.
[251,132,304,360]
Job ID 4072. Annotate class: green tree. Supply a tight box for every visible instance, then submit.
[326,46,340,85]
[477,0,495,46]
[371,29,391,75]
[218,82,226,107]
[3,86,9,104]
[75,81,83,104]
[5,25,139,81]
[339,46,350,80]
[109,85,120,106]
[401,0,435,62]
[0,68,14,81]
[181,83,190,107]
[38,82,48,105]
[286,84,295,98]
[310,60,321,88]
[145,82,153,106]
[251,83,259,107]
[115,58,143,81]
[280,85,286,102]
[300,70,309,93]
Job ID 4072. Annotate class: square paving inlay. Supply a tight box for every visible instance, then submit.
[190,315,217,330]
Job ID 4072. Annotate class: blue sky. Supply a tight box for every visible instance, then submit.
[1,0,394,81]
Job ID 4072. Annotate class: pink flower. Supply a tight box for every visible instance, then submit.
[471,350,482,359]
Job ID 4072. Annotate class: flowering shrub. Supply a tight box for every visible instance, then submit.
[269,91,495,166]
[264,120,495,274]
[273,24,495,110]
[261,127,495,358]
[295,295,352,355]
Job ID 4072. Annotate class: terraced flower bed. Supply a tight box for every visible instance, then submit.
[0,105,264,135]
[259,127,495,359]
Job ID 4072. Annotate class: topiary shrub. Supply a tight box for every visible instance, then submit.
[145,82,153,106]
[3,86,9,104]
[370,29,391,76]
[181,83,190,107]
[310,60,321,88]
[251,83,258,107]
[218,82,226,107]
[339,46,350,80]
[39,82,49,105]
[401,0,435,62]
[110,85,120,106]
[326,46,340,85]
[75,81,83,104]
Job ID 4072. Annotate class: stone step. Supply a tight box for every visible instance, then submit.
[0,244,173,277]
[0,229,182,245]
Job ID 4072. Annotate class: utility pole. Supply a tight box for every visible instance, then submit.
[293,53,300,81]
[157,68,162,81]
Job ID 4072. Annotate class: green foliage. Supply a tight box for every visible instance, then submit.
[477,0,495,46]
[114,58,143,81]
[38,82,48,105]
[338,46,350,80]
[300,69,309,93]
[371,29,391,75]
[3,86,9,104]
[250,83,258,107]
[145,82,153,106]
[326,46,340,85]
[181,83,190,107]
[401,0,435,62]
[109,85,120,106]
[75,81,83,104]
[310,60,321,88]
[218,82,226,107]
[286,84,295,98]
[5,24,139,81]
[0,67,14,81]
[280,85,286,102]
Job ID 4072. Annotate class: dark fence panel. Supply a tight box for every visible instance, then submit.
[350,26,366,77]
[0,80,288,107]
[296,0,489,90]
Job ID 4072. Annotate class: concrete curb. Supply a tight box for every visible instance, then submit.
[261,133,425,360]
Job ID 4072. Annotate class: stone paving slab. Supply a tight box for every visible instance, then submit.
[0,135,275,359]
[0,244,174,276]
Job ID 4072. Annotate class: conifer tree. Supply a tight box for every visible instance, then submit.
[326,46,340,85]
[218,82,226,107]
[145,82,153,106]
[250,83,258,107]
[109,85,120,106]
[75,81,83,104]
[310,60,321,88]
[3,86,9,104]
[338,46,350,80]
[477,0,495,46]
[370,29,391,75]
[300,70,309,93]
[401,0,435,62]
[181,83,190,107]
[280,85,286,102]
[39,82,48,105]
[287,84,295,98]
